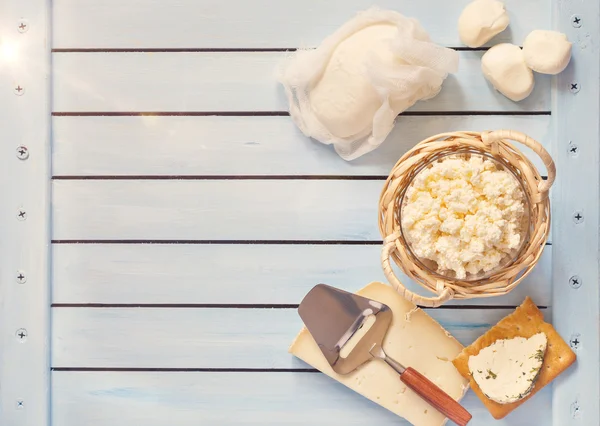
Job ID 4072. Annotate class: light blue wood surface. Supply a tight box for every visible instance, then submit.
[51,372,553,425]
[51,115,552,176]
[0,1,51,425]
[0,0,598,425]
[551,0,600,424]
[51,244,553,306]
[51,307,551,369]
[52,180,384,241]
[51,180,553,242]
[52,51,551,113]
[51,0,550,49]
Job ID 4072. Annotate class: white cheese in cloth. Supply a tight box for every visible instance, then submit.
[468,332,547,404]
[277,8,459,161]
[310,24,400,139]
[289,282,469,426]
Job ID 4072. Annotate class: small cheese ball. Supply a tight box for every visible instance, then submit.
[458,0,510,48]
[481,43,534,102]
[523,30,572,75]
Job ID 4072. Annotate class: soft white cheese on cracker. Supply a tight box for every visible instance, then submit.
[468,333,547,404]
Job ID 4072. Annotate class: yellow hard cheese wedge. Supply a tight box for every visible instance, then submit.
[289,282,469,426]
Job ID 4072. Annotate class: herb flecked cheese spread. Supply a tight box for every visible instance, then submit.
[467,333,547,404]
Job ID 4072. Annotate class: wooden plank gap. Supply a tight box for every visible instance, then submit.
[50,239,552,246]
[51,175,548,181]
[50,47,492,53]
[50,303,547,310]
[52,303,301,309]
[51,175,390,181]
[51,367,320,372]
[50,239,386,245]
[51,111,552,117]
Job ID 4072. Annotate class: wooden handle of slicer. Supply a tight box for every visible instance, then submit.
[400,367,472,426]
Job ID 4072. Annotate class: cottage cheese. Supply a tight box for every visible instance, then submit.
[401,155,526,279]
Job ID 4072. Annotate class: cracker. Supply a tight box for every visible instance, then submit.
[452,296,576,419]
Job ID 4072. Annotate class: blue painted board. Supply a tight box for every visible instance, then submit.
[550,0,600,423]
[51,307,551,369]
[51,244,553,306]
[51,372,553,426]
[51,51,551,113]
[1,0,598,425]
[0,1,51,426]
[51,180,553,242]
[51,115,552,176]
[51,0,550,49]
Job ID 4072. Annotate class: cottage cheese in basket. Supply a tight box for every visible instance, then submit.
[401,154,526,279]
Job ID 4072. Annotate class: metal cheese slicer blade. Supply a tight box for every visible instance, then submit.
[298,284,472,426]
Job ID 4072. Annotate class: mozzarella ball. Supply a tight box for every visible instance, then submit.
[523,30,572,75]
[458,0,510,48]
[481,43,534,102]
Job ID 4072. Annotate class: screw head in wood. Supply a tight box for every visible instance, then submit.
[571,15,582,28]
[571,400,581,419]
[17,19,29,33]
[568,143,578,156]
[16,271,27,284]
[16,145,29,160]
[15,328,27,342]
[572,211,584,224]
[570,83,580,93]
[17,208,27,221]
[14,85,25,96]
[569,275,582,289]
[569,333,581,350]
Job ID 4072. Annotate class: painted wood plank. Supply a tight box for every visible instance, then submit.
[51,371,552,426]
[52,243,553,307]
[0,1,51,426]
[551,0,600,424]
[52,52,551,113]
[52,115,552,176]
[51,0,551,49]
[52,180,382,241]
[52,180,553,242]
[52,307,549,368]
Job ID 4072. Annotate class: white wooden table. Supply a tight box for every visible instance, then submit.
[0,1,598,425]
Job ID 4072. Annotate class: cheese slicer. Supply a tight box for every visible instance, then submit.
[298,283,472,426]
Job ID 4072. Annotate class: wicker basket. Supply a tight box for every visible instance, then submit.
[378,130,555,307]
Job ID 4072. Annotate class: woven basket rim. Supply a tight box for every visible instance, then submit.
[378,130,555,307]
